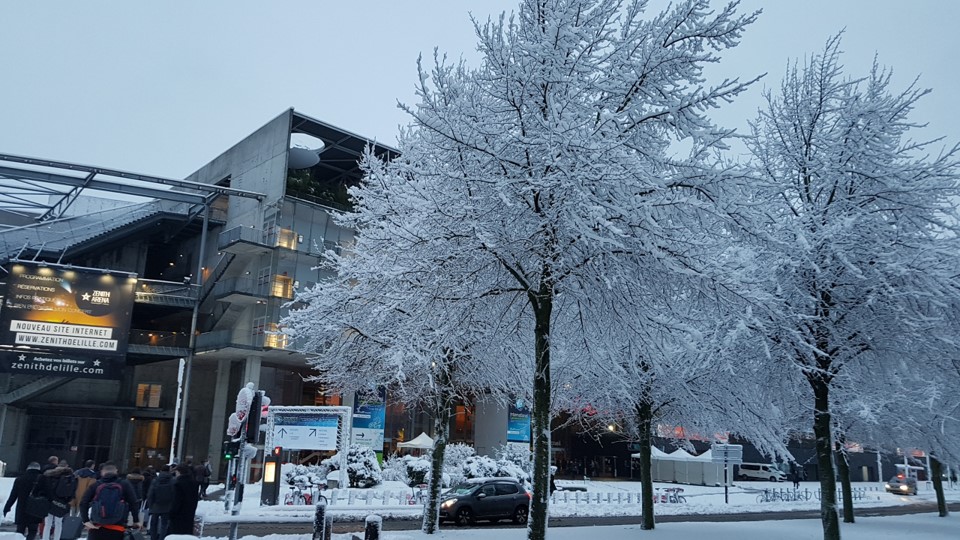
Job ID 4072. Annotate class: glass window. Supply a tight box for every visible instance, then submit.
[495,483,518,495]
[481,485,497,497]
[136,384,162,408]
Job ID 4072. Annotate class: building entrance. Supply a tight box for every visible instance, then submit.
[24,415,115,468]
[129,419,173,469]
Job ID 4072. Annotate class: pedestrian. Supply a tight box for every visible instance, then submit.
[79,462,142,540]
[3,462,45,540]
[194,460,212,499]
[40,461,76,540]
[71,461,97,517]
[167,465,199,536]
[41,457,60,473]
[146,465,176,540]
[124,468,145,502]
[791,470,800,489]
[141,467,156,504]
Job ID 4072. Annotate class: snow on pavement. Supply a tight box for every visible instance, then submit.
[203,513,958,540]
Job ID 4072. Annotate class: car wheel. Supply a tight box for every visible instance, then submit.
[770,476,777,482]
[513,505,529,525]
[455,507,475,527]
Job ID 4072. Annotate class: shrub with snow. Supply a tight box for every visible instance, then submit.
[283,464,329,487]
[323,447,383,488]
[459,454,529,484]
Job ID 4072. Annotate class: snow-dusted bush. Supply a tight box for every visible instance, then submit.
[283,464,329,487]
[381,454,410,484]
[459,454,529,485]
[323,447,383,488]
[495,444,532,474]
[442,443,476,486]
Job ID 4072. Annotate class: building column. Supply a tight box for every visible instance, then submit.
[206,358,234,481]
[243,355,262,389]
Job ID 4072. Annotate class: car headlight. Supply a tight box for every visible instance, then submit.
[441,498,457,508]
[884,484,891,489]
[900,485,909,491]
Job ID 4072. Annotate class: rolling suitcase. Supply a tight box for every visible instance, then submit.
[60,516,85,540]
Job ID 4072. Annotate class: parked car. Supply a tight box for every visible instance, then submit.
[737,463,787,482]
[439,478,531,526]
[885,474,918,495]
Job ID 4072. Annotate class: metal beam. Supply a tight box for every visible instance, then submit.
[0,165,207,205]
[38,172,95,221]
[0,153,265,200]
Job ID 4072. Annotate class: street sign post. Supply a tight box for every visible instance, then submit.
[712,444,743,504]
[265,406,352,491]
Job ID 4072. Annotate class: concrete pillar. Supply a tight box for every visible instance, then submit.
[473,395,508,457]
[207,358,234,481]
[243,355,262,389]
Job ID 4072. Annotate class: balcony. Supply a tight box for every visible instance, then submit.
[217,226,273,255]
[212,277,268,305]
[127,329,191,357]
[134,279,199,308]
[195,326,290,353]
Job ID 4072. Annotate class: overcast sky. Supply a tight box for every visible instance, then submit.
[1,1,957,179]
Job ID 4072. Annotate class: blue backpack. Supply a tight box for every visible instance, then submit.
[90,481,129,525]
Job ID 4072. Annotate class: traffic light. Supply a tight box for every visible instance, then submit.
[222,439,241,461]
[273,446,282,457]
[245,391,262,444]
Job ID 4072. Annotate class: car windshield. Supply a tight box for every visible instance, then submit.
[449,484,478,496]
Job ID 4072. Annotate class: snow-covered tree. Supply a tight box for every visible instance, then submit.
[744,35,960,540]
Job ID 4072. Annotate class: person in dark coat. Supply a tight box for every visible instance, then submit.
[3,462,44,540]
[41,457,60,473]
[166,465,199,536]
[124,468,145,502]
[146,465,176,540]
[39,462,75,540]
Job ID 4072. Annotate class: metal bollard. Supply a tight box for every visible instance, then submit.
[314,498,332,540]
[364,514,382,540]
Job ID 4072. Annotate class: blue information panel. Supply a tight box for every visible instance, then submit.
[507,398,531,443]
[352,388,386,453]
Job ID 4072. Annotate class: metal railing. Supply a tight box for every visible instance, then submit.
[128,329,191,348]
[135,278,200,306]
[217,226,269,250]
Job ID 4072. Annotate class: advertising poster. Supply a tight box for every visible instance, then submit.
[507,398,532,444]
[0,263,137,379]
[352,388,386,454]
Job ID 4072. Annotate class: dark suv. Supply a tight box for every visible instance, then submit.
[439,478,531,526]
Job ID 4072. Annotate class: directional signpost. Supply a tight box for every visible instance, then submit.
[265,406,352,492]
[712,443,744,504]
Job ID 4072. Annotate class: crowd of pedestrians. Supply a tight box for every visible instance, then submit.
[4,456,206,540]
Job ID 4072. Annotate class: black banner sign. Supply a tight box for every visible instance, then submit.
[0,263,137,379]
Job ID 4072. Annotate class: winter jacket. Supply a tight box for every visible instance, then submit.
[167,475,199,535]
[142,470,156,499]
[146,472,176,514]
[72,468,98,510]
[125,473,145,501]
[40,465,76,503]
[79,474,141,526]
[3,469,43,526]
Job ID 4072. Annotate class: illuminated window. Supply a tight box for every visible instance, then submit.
[275,228,297,249]
[271,275,294,299]
[263,323,289,349]
[136,384,162,408]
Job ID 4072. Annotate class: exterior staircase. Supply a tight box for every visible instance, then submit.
[1,375,71,405]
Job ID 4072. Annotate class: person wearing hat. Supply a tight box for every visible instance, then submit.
[3,462,44,540]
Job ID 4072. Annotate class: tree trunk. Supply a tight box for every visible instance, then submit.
[931,456,948,517]
[636,401,655,530]
[422,389,451,533]
[835,440,854,523]
[527,283,553,540]
[811,377,841,540]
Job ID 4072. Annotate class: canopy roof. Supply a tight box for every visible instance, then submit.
[397,432,434,449]
[632,447,712,461]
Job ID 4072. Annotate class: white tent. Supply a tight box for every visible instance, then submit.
[397,432,435,450]
[631,447,727,486]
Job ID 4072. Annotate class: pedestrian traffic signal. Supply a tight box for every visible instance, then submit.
[273,446,282,457]
[222,439,241,461]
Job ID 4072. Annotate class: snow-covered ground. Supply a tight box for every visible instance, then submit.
[5,475,959,527]
[199,513,958,540]
[196,478,960,523]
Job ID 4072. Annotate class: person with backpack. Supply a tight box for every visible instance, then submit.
[79,462,141,540]
[71,461,98,517]
[166,465,199,536]
[39,461,76,540]
[145,465,175,540]
[3,462,44,540]
[41,457,59,473]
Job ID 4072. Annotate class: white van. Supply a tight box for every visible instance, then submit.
[737,463,786,482]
